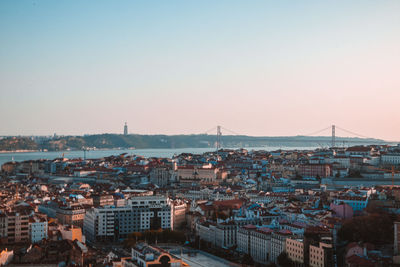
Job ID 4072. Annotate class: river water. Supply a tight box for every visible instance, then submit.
[0,145,322,166]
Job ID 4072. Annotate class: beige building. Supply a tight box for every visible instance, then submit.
[169,199,187,230]
[6,211,29,244]
[286,237,304,265]
[309,239,333,267]
[177,165,220,185]
[131,243,187,267]
[92,194,114,207]
[56,205,86,227]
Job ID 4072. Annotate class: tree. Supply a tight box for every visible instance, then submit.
[241,253,254,266]
[338,212,394,245]
[123,229,186,248]
[294,172,303,180]
[123,232,142,248]
[277,252,294,267]
[347,169,363,178]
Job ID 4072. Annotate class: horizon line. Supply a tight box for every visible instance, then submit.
[0,132,398,143]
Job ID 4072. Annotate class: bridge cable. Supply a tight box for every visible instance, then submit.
[335,126,374,139]
[221,126,242,136]
[300,126,332,137]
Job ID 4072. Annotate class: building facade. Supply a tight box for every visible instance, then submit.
[309,240,333,267]
[237,225,273,265]
[150,166,172,187]
[6,211,29,244]
[196,221,237,249]
[56,205,86,227]
[29,217,48,243]
[271,230,293,264]
[84,196,171,243]
[286,237,304,265]
[298,164,331,178]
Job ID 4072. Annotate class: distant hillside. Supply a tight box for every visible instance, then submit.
[0,134,390,152]
[0,137,38,151]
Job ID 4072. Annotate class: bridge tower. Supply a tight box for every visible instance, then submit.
[331,125,336,148]
[216,125,222,152]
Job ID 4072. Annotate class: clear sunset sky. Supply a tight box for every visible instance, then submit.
[0,1,399,140]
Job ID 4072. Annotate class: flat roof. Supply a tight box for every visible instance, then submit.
[158,245,239,267]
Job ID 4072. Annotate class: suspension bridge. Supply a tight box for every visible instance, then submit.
[203,124,389,149]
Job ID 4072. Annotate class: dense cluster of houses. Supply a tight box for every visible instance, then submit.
[0,144,399,266]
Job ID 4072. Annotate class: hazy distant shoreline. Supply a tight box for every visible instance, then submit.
[0,147,131,154]
[0,150,38,154]
[0,134,393,153]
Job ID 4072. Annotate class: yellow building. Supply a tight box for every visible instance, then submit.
[60,225,84,243]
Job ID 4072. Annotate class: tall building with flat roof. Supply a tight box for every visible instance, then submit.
[124,122,128,135]
[83,196,171,244]
[395,222,400,255]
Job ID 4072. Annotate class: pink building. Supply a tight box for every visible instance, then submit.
[330,203,353,219]
[298,164,331,178]
[345,242,374,259]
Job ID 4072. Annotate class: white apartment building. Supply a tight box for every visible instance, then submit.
[271,230,293,264]
[237,225,273,265]
[237,225,253,254]
[381,153,400,165]
[215,222,237,249]
[196,222,216,245]
[128,196,172,230]
[84,196,172,244]
[84,205,130,243]
[250,228,272,264]
[196,221,237,249]
[29,217,48,243]
[150,166,172,187]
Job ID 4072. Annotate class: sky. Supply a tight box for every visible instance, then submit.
[0,1,399,141]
